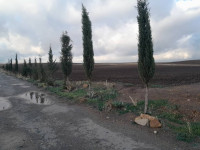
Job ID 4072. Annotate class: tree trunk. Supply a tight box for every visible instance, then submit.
[66,76,69,85]
[144,84,149,114]
[88,79,92,98]
[63,76,67,89]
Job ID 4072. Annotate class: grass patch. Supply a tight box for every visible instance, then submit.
[166,122,200,143]
[158,112,184,124]
[87,87,118,111]
[47,86,87,100]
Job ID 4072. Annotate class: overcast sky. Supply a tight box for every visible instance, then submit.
[0,0,199,63]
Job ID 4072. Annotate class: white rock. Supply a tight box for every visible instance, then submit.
[135,118,149,126]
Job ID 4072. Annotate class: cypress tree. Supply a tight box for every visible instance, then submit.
[82,4,94,88]
[60,31,73,88]
[10,58,12,72]
[137,0,155,113]
[39,57,46,82]
[28,58,32,77]
[33,58,39,80]
[15,54,18,73]
[22,59,28,77]
[47,46,58,85]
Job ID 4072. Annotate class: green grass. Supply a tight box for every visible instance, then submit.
[117,99,169,115]
[47,86,87,100]
[158,112,184,124]
[166,122,200,143]
[87,87,118,111]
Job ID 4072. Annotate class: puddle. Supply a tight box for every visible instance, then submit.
[12,83,25,86]
[20,92,52,105]
[0,98,11,111]
[20,86,30,88]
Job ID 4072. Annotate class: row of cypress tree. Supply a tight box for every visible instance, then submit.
[2,1,155,113]
[3,5,94,88]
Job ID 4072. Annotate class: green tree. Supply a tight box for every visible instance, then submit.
[60,31,73,88]
[137,0,155,113]
[39,57,46,82]
[28,58,32,77]
[47,46,58,85]
[22,59,28,77]
[82,4,94,89]
[15,54,18,73]
[33,58,39,80]
[10,58,13,72]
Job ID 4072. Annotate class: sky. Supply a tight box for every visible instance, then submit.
[0,0,199,63]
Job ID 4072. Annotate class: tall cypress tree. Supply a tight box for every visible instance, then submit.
[39,57,46,82]
[22,59,28,77]
[47,46,57,85]
[137,0,155,113]
[60,32,73,88]
[82,4,94,86]
[28,58,32,77]
[10,58,13,72]
[33,58,39,80]
[15,54,18,73]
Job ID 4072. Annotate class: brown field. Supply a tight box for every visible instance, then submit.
[54,61,200,86]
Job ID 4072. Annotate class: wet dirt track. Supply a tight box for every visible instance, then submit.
[0,72,194,150]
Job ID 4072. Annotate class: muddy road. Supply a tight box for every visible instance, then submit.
[0,72,192,150]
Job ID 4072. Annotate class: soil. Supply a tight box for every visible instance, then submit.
[53,62,200,86]
[1,70,195,150]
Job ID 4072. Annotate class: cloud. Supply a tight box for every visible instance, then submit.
[0,0,199,63]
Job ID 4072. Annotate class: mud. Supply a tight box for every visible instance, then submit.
[19,91,52,105]
[0,97,11,111]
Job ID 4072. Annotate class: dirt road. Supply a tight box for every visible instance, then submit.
[0,72,192,150]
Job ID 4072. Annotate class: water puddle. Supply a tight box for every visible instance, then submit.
[20,86,30,88]
[0,98,11,111]
[12,83,25,86]
[20,91,52,105]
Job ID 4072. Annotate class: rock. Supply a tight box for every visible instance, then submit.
[140,114,155,121]
[150,118,162,128]
[154,130,158,134]
[135,117,149,126]
[83,83,89,88]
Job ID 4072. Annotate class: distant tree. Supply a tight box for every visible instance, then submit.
[15,54,18,73]
[10,58,13,72]
[60,31,73,88]
[22,59,28,77]
[137,0,155,113]
[82,4,94,90]
[47,46,58,85]
[39,57,46,82]
[33,58,39,80]
[28,58,32,77]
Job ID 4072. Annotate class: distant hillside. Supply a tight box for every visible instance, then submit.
[170,60,200,65]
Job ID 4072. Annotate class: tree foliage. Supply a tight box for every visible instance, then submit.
[47,46,58,85]
[39,57,46,82]
[60,31,73,87]
[22,59,28,77]
[28,58,32,77]
[33,58,39,80]
[15,54,18,73]
[137,0,155,113]
[82,4,94,82]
